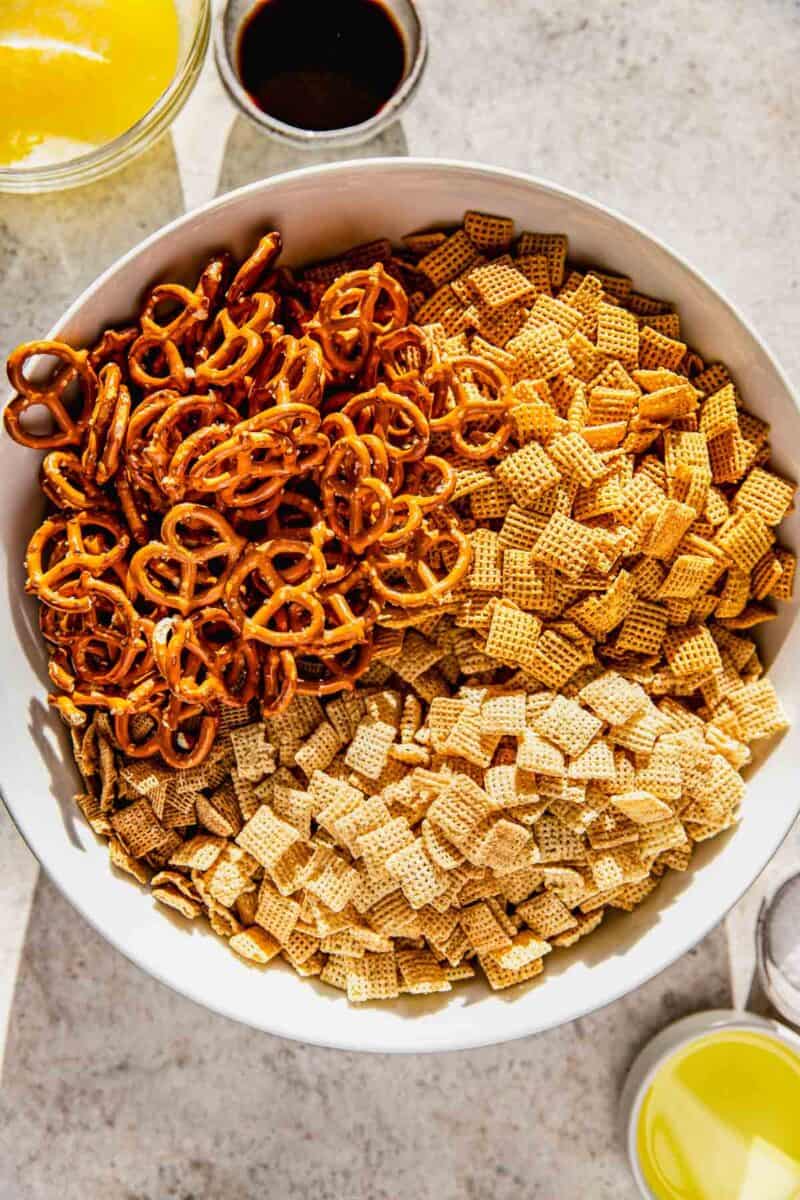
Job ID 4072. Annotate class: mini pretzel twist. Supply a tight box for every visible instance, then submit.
[249,332,325,411]
[5,340,97,449]
[427,355,515,460]
[151,607,260,708]
[81,363,131,484]
[26,511,131,611]
[128,504,245,615]
[309,264,409,379]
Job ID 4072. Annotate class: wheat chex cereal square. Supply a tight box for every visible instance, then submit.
[464,209,514,252]
[516,231,568,286]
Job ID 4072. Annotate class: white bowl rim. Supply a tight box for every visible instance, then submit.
[618,1008,800,1198]
[4,157,799,1053]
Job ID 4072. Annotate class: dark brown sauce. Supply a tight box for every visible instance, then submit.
[237,0,406,132]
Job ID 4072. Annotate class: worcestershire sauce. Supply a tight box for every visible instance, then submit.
[237,0,406,132]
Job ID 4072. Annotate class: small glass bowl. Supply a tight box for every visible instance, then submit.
[214,0,427,148]
[0,0,210,194]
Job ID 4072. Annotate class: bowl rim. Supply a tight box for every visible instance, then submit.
[4,157,800,1053]
[0,0,211,194]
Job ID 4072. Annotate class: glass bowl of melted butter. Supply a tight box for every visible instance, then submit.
[0,0,210,192]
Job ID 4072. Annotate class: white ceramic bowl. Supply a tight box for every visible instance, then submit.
[2,160,798,1053]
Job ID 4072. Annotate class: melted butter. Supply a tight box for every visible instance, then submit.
[637,1030,800,1200]
[0,0,179,167]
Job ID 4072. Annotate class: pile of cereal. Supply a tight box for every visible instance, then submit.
[9,211,793,1001]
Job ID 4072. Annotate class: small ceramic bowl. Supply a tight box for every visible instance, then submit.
[214,0,427,147]
[0,0,210,194]
[618,1009,800,1198]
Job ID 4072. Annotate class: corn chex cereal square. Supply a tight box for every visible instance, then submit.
[480,691,527,736]
[516,730,564,776]
[495,441,561,506]
[427,775,496,846]
[468,258,536,309]
[579,672,648,725]
[460,901,513,954]
[533,695,602,756]
[516,891,578,939]
[491,929,552,971]
[484,601,543,670]
[516,231,568,286]
[663,624,722,678]
[507,322,574,380]
[567,739,616,781]
[236,805,300,869]
[611,790,673,824]
[616,600,669,656]
[531,513,595,577]
[502,549,555,612]
[344,719,396,780]
[396,947,452,994]
[346,952,400,1003]
[385,839,448,908]
[498,505,549,551]
[229,723,275,782]
[356,817,414,877]
[417,228,484,286]
[464,209,514,252]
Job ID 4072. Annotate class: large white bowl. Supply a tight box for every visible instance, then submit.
[2,160,798,1053]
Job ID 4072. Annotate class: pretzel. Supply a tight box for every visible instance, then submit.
[128,504,245,615]
[127,283,211,394]
[364,324,438,387]
[81,363,131,484]
[226,231,282,305]
[367,515,473,607]
[316,561,381,649]
[225,535,328,647]
[261,646,298,716]
[309,264,409,378]
[41,450,111,511]
[181,252,234,356]
[161,422,238,501]
[141,394,237,491]
[152,607,260,707]
[49,574,145,689]
[5,340,97,449]
[193,295,274,390]
[343,384,430,462]
[249,332,325,411]
[116,470,152,545]
[187,425,288,494]
[26,511,130,610]
[294,638,374,696]
[113,684,219,769]
[427,355,514,459]
[89,326,138,371]
[320,434,395,553]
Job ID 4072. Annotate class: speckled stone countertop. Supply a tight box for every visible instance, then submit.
[1,2,799,1196]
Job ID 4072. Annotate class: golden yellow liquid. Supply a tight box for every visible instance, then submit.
[637,1031,800,1200]
[0,0,180,167]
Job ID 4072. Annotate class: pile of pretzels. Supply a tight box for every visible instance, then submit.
[4,232,523,768]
